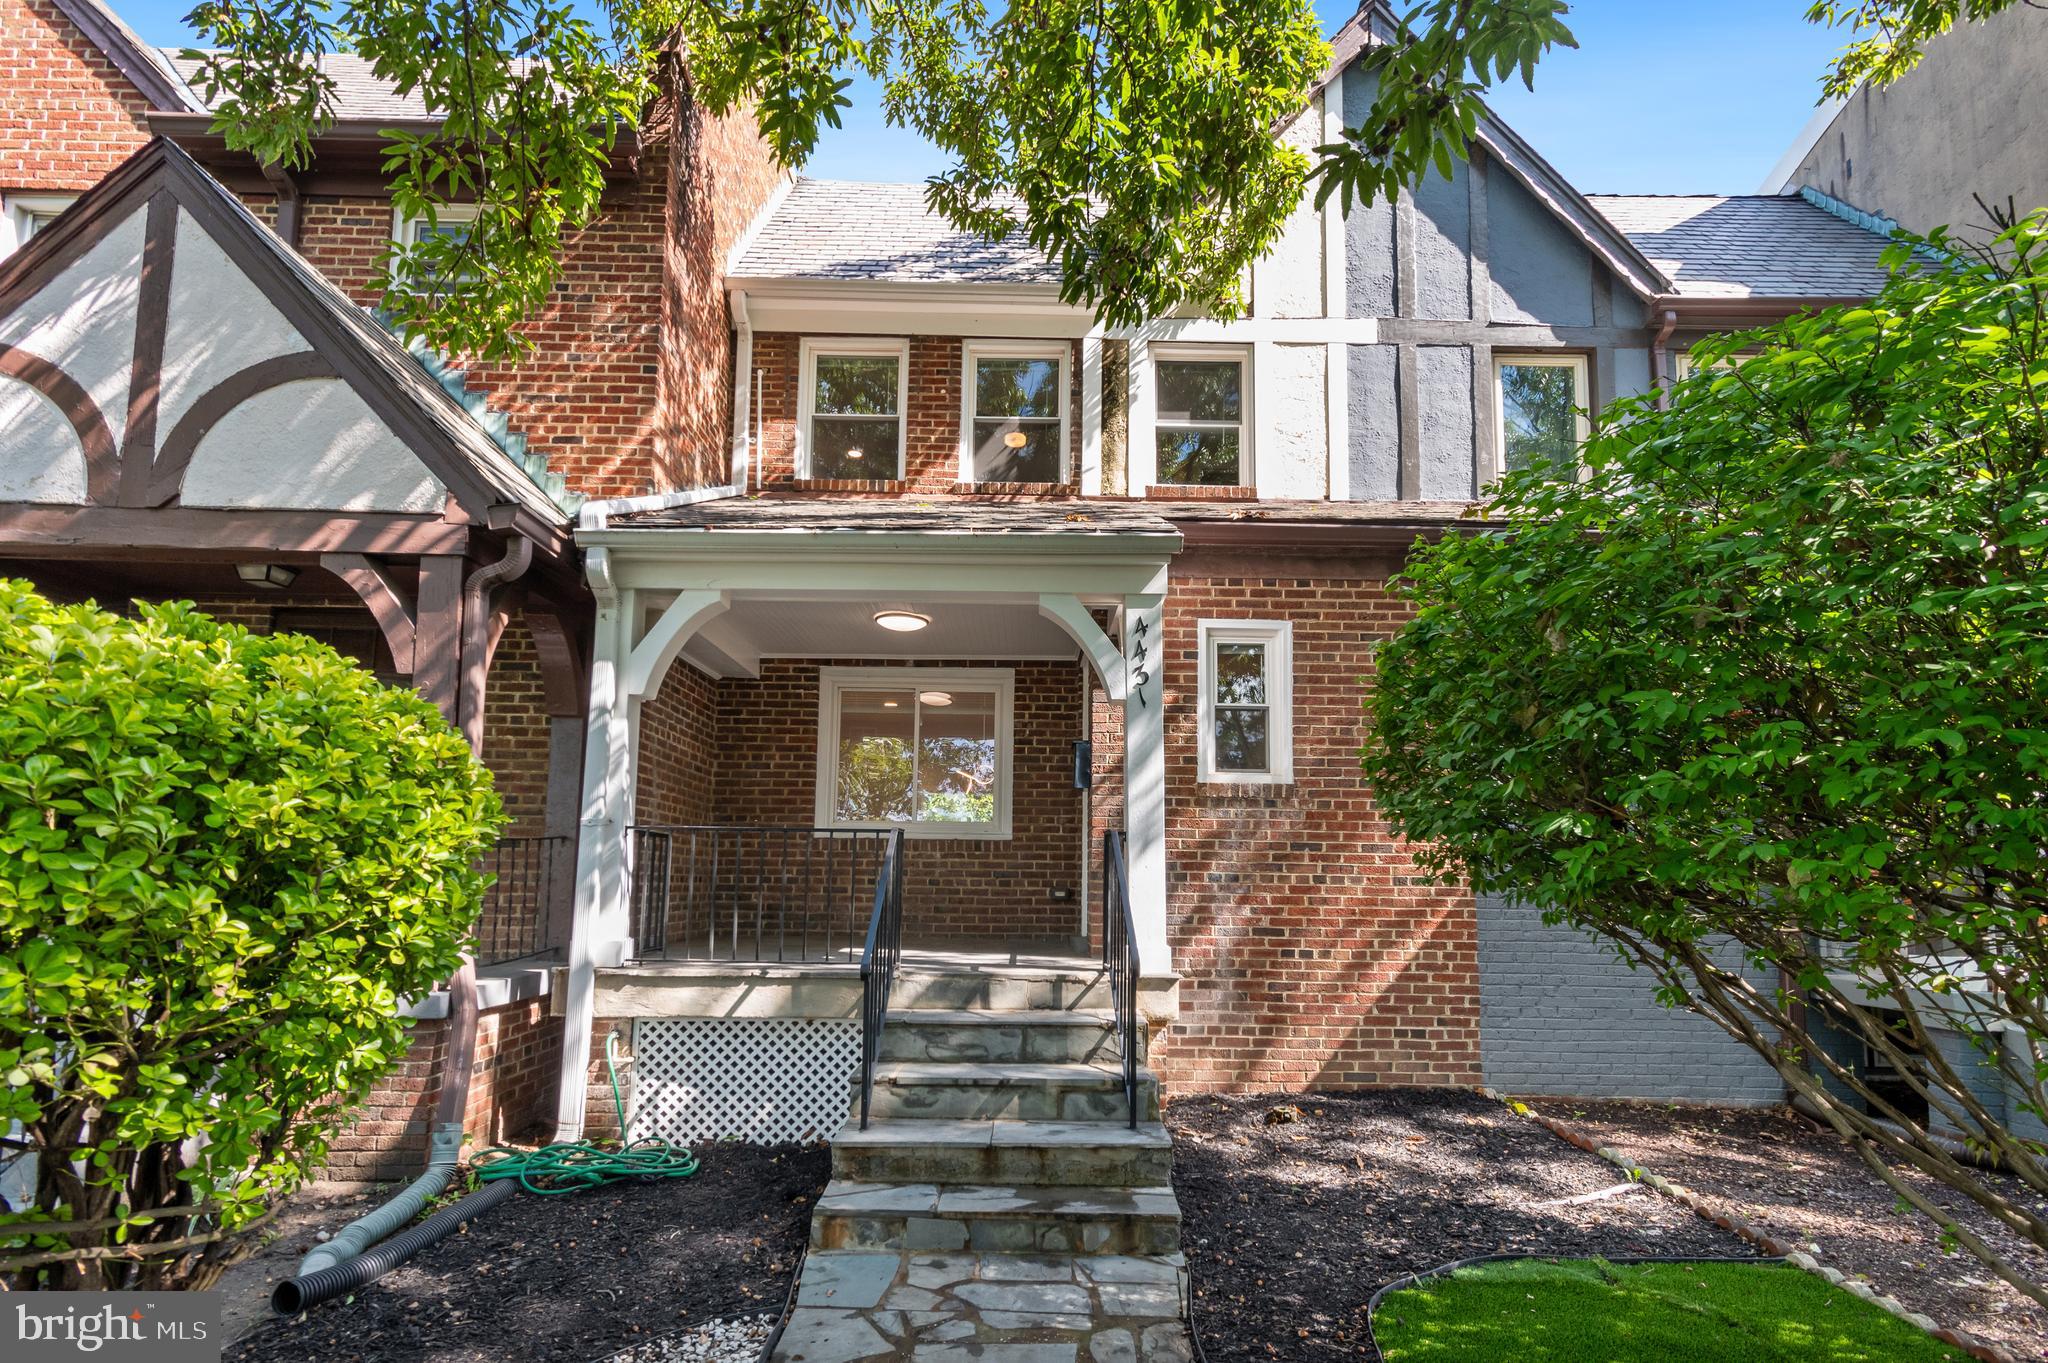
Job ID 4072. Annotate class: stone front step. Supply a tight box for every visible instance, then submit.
[831,1118,1174,1188]
[859,1060,1161,1122]
[771,1250,1192,1363]
[890,966,1109,1013]
[879,1008,1142,1064]
[811,1182,1182,1256]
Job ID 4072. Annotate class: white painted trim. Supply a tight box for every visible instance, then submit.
[1492,352,1591,482]
[1322,80,1347,320]
[577,484,739,531]
[1111,317,1379,345]
[1038,593,1125,700]
[729,290,754,490]
[1125,338,1156,491]
[1,193,77,256]
[1196,619,1294,785]
[625,590,731,699]
[1121,593,1169,970]
[392,200,480,246]
[798,337,910,480]
[1144,342,1254,490]
[958,339,1073,484]
[1325,340,1349,501]
[813,665,1016,840]
[1080,334,1104,495]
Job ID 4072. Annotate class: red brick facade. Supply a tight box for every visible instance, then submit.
[1149,551,1482,1092]
[749,333,1085,494]
[0,0,152,192]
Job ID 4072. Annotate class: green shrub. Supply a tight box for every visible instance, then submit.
[0,583,502,1288]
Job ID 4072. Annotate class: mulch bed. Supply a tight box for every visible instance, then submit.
[1526,1099,2048,1363]
[228,1142,830,1363]
[1167,1089,1756,1363]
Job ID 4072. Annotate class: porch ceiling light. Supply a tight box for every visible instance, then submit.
[919,691,953,707]
[236,562,299,590]
[874,609,930,633]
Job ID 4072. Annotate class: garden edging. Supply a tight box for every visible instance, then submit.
[1478,1087,2016,1363]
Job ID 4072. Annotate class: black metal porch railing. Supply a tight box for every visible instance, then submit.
[475,834,573,966]
[1102,830,1140,1130]
[858,828,907,1130]
[626,825,901,962]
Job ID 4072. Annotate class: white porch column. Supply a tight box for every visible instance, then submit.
[1122,592,1169,970]
[556,552,632,1138]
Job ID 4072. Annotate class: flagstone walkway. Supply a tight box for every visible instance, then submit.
[774,1249,1193,1363]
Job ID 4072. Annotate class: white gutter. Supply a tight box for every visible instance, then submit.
[576,484,740,532]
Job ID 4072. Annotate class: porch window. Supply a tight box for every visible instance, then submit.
[815,666,1014,838]
[1154,351,1248,486]
[962,342,1069,483]
[1197,620,1293,784]
[801,339,908,479]
[1494,354,1589,475]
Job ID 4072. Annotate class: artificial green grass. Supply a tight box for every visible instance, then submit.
[1371,1258,1969,1363]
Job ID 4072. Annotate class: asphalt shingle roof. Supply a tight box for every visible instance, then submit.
[1587,194,1894,299]
[731,180,1061,286]
[165,51,465,121]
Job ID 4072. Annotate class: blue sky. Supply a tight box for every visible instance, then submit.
[117,0,1849,195]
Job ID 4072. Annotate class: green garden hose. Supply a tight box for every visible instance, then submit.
[470,1031,699,1194]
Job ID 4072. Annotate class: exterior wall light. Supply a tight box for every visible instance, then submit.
[873,609,930,633]
[236,562,300,589]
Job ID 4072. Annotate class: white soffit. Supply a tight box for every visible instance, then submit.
[678,596,1083,677]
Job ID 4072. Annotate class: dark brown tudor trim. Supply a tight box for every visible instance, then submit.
[0,505,470,559]
[0,344,119,502]
[320,551,421,673]
[116,190,177,505]
[149,352,338,505]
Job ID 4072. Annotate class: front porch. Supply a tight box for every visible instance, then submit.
[548,498,1183,1145]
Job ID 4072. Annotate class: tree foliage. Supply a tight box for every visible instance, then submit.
[0,585,503,1289]
[1367,219,2048,1308]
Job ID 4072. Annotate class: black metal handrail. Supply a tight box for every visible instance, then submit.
[626,825,898,961]
[858,828,907,1131]
[1102,830,1140,1130]
[475,834,573,966]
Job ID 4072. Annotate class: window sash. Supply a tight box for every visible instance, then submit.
[1197,622,1291,783]
[803,343,907,478]
[1494,355,1588,477]
[818,669,1012,837]
[963,346,1068,483]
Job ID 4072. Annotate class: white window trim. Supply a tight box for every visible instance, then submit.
[813,665,1015,839]
[958,339,1072,484]
[1148,342,1254,489]
[1673,351,1751,380]
[1196,620,1293,785]
[798,337,910,481]
[2,193,77,256]
[1492,352,1590,479]
[391,201,481,247]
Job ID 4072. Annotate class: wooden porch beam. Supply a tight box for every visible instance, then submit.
[1038,593,1126,701]
[525,609,588,718]
[319,552,418,674]
[0,506,471,559]
[623,590,731,700]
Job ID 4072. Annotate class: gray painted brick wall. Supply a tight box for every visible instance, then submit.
[1477,893,1783,1103]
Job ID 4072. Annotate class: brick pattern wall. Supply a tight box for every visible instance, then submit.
[322,998,562,1182]
[0,0,151,194]
[1148,560,1484,1092]
[627,658,1089,945]
[749,334,1084,493]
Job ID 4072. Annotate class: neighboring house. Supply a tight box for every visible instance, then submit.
[0,0,1946,1180]
[0,0,782,1177]
[1761,4,2048,239]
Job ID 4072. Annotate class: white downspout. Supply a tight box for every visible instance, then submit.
[728,289,753,490]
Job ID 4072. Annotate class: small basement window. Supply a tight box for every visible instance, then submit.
[1494,353,1589,475]
[962,342,1069,483]
[815,667,1014,838]
[1153,349,1249,486]
[1197,620,1292,783]
[802,339,908,479]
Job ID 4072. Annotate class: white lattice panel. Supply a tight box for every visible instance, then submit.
[628,1018,859,1144]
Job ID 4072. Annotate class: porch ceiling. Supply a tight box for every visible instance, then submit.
[676,594,1084,677]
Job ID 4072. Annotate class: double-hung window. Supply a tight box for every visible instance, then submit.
[962,342,1069,483]
[393,203,481,294]
[2,194,76,256]
[1154,349,1249,486]
[1197,621,1293,784]
[801,339,908,479]
[815,667,1014,838]
[1494,354,1589,476]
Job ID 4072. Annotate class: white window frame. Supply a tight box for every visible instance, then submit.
[958,340,1072,484]
[798,337,910,480]
[1493,352,1590,478]
[2,193,77,256]
[814,665,1015,839]
[1196,620,1293,785]
[1673,350,1750,380]
[391,201,481,247]
[1148,343,1254,489]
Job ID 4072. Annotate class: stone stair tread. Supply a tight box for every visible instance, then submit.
[885,1008,1117,1027]
[871,1060,1146,1086]
[818,1180,1179,1220]
[833,1117,1173,1149]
